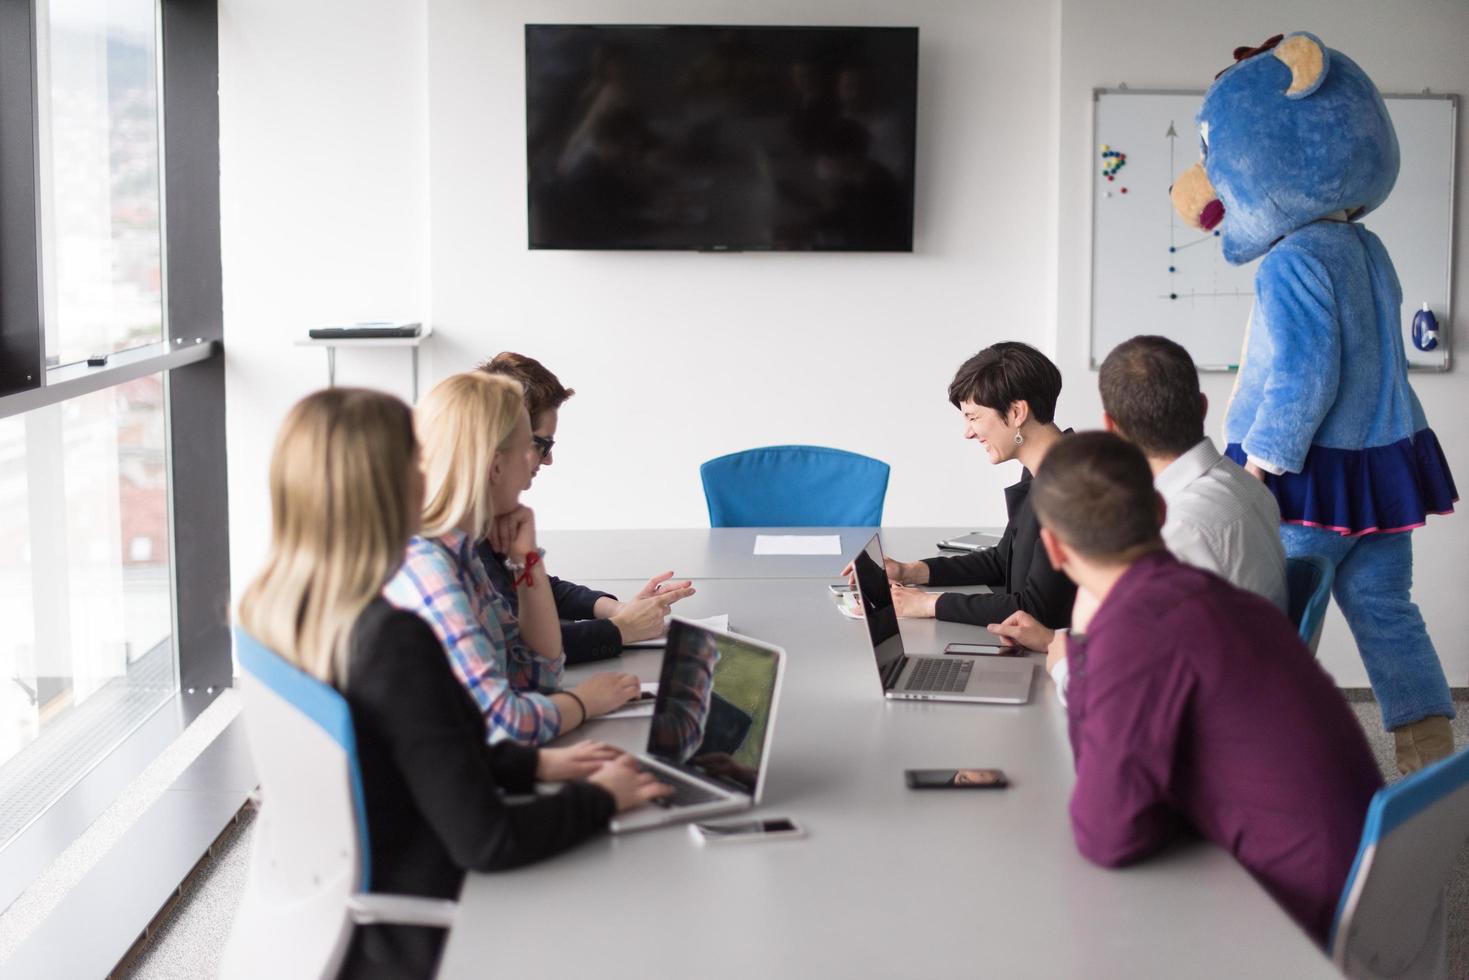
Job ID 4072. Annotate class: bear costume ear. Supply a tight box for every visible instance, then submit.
[1274,32,1330,99]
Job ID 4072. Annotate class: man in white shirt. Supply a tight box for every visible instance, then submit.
[1099,335,1288,613]
[991,335,1290,697]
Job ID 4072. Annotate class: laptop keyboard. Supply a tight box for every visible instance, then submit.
[904,656,973,693]
[650,772,725,809]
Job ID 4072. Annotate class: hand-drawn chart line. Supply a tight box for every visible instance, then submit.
[1155,290,1254,300]
[1172,235,1218,252]
[1167,121,1178,254]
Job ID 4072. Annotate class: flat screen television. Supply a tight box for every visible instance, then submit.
[525,25,918,251]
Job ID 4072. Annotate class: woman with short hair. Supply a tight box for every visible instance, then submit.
[877,342,1076,628]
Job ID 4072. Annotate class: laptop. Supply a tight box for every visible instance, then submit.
[610,618,785,833]
[850,533,1034,704]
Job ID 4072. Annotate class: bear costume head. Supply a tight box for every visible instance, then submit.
[1170,32,1399,265]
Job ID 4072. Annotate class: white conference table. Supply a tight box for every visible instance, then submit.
[537,525,978,581]
[437,529,1340,980]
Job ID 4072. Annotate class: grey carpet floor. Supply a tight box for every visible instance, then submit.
[121,696,1469,978]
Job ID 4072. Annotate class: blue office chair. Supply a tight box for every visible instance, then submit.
[222,630,455,980]
[1286,555,1334,655]
[699,445,890,527]
[1329,747,1469,980]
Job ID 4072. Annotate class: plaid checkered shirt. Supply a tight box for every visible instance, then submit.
[385,529,565,745]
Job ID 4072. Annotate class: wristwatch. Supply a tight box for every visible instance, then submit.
[503,548,546,579]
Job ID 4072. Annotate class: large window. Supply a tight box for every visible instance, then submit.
[37,0,165,367]
[0,0,227,895]
[0,374,174,844]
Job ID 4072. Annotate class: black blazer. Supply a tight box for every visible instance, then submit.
[476,540,624,664]
[339,599,614,979]
[921,471,1075,630]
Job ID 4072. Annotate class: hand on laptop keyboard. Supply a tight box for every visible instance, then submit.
[587,756,674,812]
[650,778,724,809]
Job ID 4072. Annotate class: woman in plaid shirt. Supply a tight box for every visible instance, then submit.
[386,372,641,744]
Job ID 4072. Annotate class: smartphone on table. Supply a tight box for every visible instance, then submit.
[689,817,806,844]
[904,768,1009,789]
[942,642,1018,657]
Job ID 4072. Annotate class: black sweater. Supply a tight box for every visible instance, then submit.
[921,472,1076,630]
[476,540,624,664]
[339,599,615,979]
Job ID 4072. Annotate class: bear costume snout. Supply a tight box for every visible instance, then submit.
[1170,161,1223,231]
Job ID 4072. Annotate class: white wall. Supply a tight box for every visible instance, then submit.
[219,0,430,591]
[221,0,1058,597]
[1053,0,1469,687]
[424,0,1058,531]
[219,0,1468,687]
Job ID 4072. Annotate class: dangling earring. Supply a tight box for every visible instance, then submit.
[1013,432,1025,447]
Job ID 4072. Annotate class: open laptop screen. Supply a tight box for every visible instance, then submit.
[852,533,905,680]
[647,621,780,794]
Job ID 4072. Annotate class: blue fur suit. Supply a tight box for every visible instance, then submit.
[1183,33,1457,728]
[1224,222,1456,727]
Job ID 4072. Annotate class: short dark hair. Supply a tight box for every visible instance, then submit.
[947,342,1062,425]
[1098,336,1204,457]
[1030,431,1163,560]
[477,352,574,425]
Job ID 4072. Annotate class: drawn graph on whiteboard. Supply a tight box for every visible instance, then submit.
[1092,92,1262,369]
[1093,90,1454,372]
[1159,121,1255,306]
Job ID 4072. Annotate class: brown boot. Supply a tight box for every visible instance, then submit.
[1392,715,1455,775]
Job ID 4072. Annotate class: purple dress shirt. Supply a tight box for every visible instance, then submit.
[1064,550,1381,944]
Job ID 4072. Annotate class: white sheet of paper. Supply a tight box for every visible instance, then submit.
[753,534,842,556]
[624,614,731,649]
[599,681,660,719]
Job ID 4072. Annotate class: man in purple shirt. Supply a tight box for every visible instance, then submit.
[1028,431,1382,945]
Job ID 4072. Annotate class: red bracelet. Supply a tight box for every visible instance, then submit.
[515,549,541,588]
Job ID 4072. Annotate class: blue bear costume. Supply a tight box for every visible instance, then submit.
[1172,33,1457,737]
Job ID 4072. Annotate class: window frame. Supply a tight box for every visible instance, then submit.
[0,0,45,398]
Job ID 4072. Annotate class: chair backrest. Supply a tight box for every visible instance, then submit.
[699,445,890,527]
[1330,747,1469,980]
[221,629,370,980]
[1285,555,1333,654]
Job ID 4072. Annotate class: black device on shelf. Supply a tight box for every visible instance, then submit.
[308,322,422,340]
[526,24,919,252]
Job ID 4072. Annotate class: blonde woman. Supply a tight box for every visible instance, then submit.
[238,388,668,978]
[386,372,641,744]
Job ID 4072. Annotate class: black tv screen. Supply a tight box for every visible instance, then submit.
[525,25,918,251]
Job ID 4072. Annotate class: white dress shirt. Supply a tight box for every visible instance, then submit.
[1156,438,1289,613]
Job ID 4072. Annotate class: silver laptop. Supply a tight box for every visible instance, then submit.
[610,617,785,833]
[850,533,1034,704]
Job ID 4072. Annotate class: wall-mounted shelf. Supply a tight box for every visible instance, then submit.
[295,325,433,402]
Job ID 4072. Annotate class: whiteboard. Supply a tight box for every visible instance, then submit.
[1090,90,1456,371]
